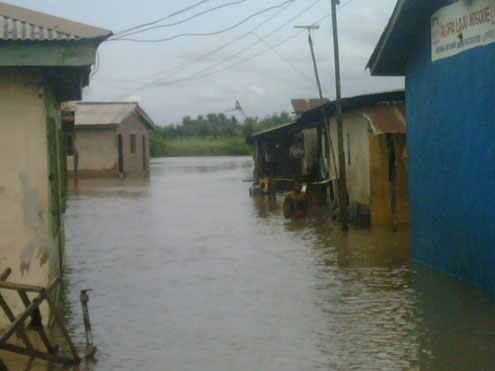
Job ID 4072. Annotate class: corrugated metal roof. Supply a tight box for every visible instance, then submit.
[70,102,155,130]
[291,98,330,114]
[0,1,111,41]
[362,103,406,135]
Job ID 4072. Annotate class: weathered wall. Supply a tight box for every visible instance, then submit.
[117,115,150,178]
[406,0,495,291]
[68,127,118,177]
[328,111,371,206]
[369,134,409,225]
[0,68,54,322]
[302,128,318,177]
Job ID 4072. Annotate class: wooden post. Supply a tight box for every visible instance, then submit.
[330,0,348,231]
[387,135,398,231]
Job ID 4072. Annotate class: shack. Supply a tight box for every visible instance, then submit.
[245,120,321,188]
[367,0,495,291]
[0,1,111,324]
[65,102,156,179]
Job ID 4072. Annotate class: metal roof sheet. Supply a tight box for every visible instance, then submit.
[70,102,156,130]
[362,103,406,135]
[291,98,330,114]
[247,91,406,144]
[0,1,111,41]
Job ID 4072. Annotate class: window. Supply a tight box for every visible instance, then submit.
[347,133,351,165]
[130,134,136,155]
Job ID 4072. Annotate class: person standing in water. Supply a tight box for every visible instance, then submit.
[283,181,308,220]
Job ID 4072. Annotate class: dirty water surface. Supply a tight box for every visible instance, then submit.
[6,157,495,370]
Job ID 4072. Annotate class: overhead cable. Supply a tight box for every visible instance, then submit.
[112,0,248,40]
[112,0,210,37]
[110,0,296,43]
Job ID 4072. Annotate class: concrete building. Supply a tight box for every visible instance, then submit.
[298,91,408,226]
[66,102,156,179]
[0,1,111,322]
[368,0,495,291]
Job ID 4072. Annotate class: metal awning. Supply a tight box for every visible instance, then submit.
[362,103,406,135]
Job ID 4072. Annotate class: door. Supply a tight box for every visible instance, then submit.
[118,134,124,174]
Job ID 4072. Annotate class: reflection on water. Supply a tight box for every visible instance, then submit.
[3,157,495,370]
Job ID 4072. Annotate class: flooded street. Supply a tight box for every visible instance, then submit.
[25,157,495,370]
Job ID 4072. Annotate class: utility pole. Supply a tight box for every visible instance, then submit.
[294,25,339,190]
[330,0,348,231]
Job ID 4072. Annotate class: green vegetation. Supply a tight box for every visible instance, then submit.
[151,112,293,157]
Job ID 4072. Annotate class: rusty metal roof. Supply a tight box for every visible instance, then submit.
[362,103,406,135]
[0,1,111,41]
[291,98,330,114]
[68,102,156,130]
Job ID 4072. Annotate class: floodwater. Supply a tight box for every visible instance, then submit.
[5,157,495,370]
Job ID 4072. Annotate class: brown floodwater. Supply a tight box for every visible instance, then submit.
[4,157,495,370]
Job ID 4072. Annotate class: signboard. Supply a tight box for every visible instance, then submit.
[431,0,495,61]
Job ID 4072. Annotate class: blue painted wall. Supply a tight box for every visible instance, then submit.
[406,1,495,291]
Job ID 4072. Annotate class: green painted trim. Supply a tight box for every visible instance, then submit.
[0,40,98,67]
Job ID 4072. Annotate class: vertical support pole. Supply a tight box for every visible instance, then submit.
[387,135,398,232]
[330,0,348,231]
[307,32,339,183]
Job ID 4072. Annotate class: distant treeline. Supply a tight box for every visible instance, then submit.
[150,112,293,157]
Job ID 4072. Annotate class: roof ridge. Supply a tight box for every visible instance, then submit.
[0,1,112,39]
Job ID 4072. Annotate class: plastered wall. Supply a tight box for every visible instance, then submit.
[0,69,53,323]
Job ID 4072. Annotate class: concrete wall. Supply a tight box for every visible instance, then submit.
[117,115,150,178]
[369,134,409,225]
[68,127,118,177]
[69,112,151,179]
[328,111,371,206]
[0,68,57,322]
[406,0,495,291]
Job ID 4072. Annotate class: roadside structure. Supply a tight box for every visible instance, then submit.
[64,102,156,179]
[298,91,408,226]
[246,91,408,227]
[245,120,320,189]
[0,1,111,324]
[367,0,495,290]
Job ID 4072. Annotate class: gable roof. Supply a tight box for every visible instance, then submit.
[68,102,156,130]
[367,0,437,76]
[0,1,112,41]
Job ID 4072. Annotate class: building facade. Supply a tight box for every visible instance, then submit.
[368,0,495,291]
[66,102,155,179]
[0,1,110,322]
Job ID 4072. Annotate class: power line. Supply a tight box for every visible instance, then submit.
[110,0,296,43]
[122,0,326,92]
[112,0,210,37]
[112,0,248,40]
[97,0,300,85]
[250,33,315,84]
[149,0,322,83]
[127,0,355,91]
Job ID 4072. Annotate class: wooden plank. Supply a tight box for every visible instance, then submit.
[45,297,80,362]
[0,343,76,365]
[0,282,45,293]
[0,280,58,345]
[0,272,33,351]
[0,269,11,282]
[18,291,57,355]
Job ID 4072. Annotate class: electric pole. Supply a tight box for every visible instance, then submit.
[330,0,349,231]
[294,25,338,190]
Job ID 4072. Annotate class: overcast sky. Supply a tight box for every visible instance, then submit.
[9,0,403,125]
